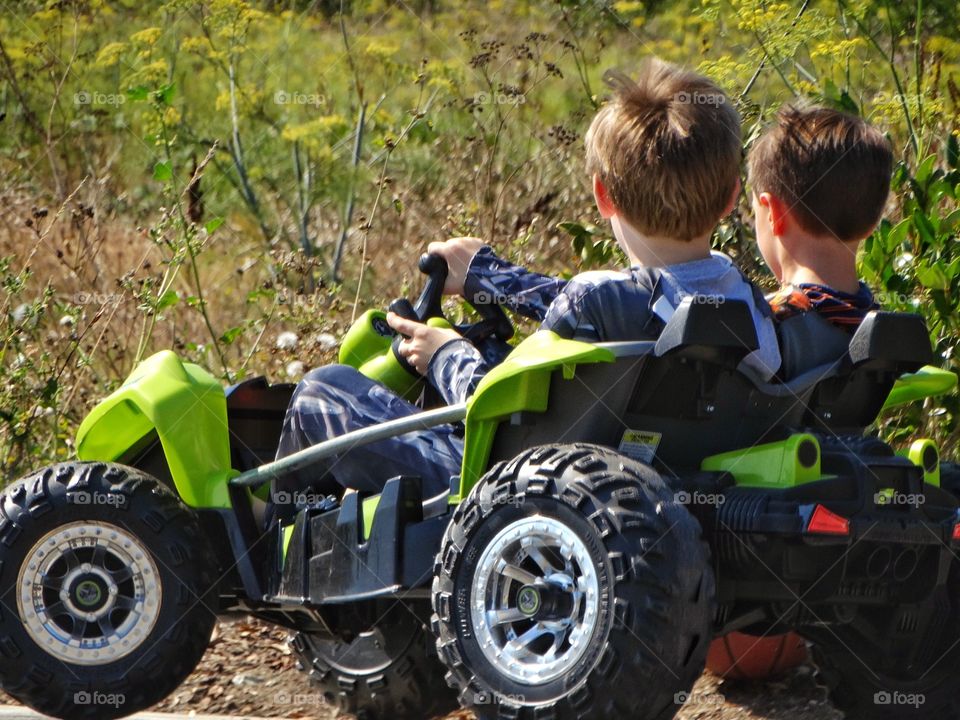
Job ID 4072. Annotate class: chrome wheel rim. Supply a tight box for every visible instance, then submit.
[470,515,600,684]
[17,521,162,665]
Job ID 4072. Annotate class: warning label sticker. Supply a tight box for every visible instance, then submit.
[618,429,662,464]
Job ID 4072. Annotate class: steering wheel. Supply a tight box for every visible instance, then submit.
[387,253,514,376]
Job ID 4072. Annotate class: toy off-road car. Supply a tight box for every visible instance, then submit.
[0,255,958,720]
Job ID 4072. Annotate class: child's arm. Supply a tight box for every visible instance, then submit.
[386,312,491,407]
[393,272,614,407]
[427,340,490,406]
[463,246,568,321]
[422,278,603,405]
[429,238,567,321]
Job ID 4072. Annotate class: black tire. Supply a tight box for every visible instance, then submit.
[289,601,458,719]
[431,443,715,720]
[0,461,218,719]
[809,551,960,720]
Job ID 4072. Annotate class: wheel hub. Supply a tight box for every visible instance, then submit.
[470,515,601,685]
[16,521,162,666]
[71,576,107,610]
[517,585,541,616]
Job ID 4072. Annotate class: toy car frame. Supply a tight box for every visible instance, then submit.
[0,256,957,720]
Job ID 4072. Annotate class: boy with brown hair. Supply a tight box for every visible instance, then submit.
[747,106,894,378]
[274,58,781,503]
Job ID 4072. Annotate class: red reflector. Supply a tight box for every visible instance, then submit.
[806,505,850,536]
[952,523,960,542]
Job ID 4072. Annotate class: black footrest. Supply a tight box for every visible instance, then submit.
[308,475,422,602]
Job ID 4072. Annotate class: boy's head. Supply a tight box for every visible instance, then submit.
[585,58,742,247]
[748,106,893,277]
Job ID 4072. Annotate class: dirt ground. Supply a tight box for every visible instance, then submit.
[147,618,842,720]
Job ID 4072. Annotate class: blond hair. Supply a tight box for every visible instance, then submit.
[585,58,742,241]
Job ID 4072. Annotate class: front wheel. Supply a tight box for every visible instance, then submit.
[0,462,217,719]
[432,444,715,719]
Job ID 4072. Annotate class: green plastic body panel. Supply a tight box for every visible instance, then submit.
[702,434,822,489]
[897,438,941,486]
[362,495,380,541]
[282,524,295,565]
[883,365,958,410]
[454,332,615,502]
[75,351,234,508]
[339,310,453,402]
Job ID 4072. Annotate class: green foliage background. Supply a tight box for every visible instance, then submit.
[0,0,958,475]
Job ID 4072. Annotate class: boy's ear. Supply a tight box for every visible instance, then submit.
[593,174,617,219]
[757,191,789,236]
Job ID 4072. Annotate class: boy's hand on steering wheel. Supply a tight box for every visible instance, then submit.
[387,312,463,376]
[427,237,486,297]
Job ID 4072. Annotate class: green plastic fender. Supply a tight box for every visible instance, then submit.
[883,365,958,410]
[454,331,615,503]
[75,351,234,508]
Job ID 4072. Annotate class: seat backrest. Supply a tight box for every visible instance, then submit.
[848,311,932,370]
[226,376,296,471]
[802,311,933,432]
[777,311,853,381]
[654,297,759,366]
[488,303,788,476]
[488,309,936,475]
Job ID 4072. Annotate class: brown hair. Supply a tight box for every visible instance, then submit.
[584,58,742,241]
[747,106,893,241]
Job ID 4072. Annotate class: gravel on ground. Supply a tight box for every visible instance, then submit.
[143,618,842,720]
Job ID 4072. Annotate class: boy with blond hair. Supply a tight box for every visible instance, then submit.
[274,58,780,506]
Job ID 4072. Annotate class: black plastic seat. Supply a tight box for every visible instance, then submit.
[489,303,937,475]
[776,311,852,381]
[655,297,759,366]
[490,298,798,474]
[848,311,932,371]
[802,311,933,432]
[226,377,296,471]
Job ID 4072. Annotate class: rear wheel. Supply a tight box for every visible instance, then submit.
[0,462,217,719]
[432,443,715,719]
[810,564,960,719]
[290,602,458,719]
[939,462,960,500]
